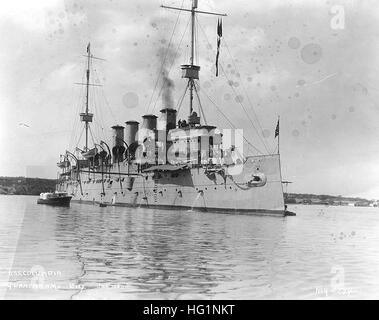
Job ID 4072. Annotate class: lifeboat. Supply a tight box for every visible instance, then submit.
[57,160,70,168]
[81,147,97,159]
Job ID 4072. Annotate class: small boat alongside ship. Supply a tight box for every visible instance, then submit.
[37,192,72,206]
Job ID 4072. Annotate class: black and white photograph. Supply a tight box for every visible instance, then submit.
[0,0,379,303]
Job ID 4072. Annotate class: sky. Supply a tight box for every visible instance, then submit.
[1,0,379,198]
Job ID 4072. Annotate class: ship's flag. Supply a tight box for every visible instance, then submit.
[217,18,223,37]
[215,38,220,76]
[87,42,90,53]
[215,18,222,77]
[274,119,280,138]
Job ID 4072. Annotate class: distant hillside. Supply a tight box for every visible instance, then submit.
[284,193,371,205]
[0,176,373,203]
[0,177,56,195]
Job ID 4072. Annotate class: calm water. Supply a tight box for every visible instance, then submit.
[1,195,379,299]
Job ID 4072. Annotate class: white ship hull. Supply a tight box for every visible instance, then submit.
[59,154,285,216]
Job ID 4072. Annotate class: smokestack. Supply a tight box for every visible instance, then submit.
[141,114,157,131]
[158,71,176,131]
[158,108,177,131]
[125,121,139,147]
[111,125,125,163]
[112,125,124,147]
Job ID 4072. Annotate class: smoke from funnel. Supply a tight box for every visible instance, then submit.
[155,44,177,110]
[162,71,175,109]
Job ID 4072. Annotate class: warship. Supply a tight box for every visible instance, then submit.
[56,0,291,216]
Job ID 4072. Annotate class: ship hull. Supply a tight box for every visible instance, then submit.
[72,200,285,216]
[59,154,285,216]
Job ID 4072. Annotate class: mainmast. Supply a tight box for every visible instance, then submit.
[161,0,226,121]
[85,43,90,149]
[80,43,94,151]
[189,0,196,115]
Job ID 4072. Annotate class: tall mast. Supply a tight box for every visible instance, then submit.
[189,0,197,115]
[85,43,90,150]
[190,0,196,65]
[161,1,226,121]
[79,43,94,151]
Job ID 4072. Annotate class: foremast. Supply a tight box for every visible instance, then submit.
[79,43,94,151]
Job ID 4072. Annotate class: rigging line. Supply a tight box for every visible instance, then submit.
[146,0,186,114]
[196,19,269,154]
[151,14,191,113]
[67,79,77,150]
[88,125,96,146]
[91,69,106,138]
[195,15,202,65]
[73,57,89,148]
[95,94,102,140]
[207,92,263,154]
[88,64,99,140]
[220,64,270,154]
[193,82,207,125]
[69,61,87,149]
[98,85,116,125]
[92,65,116,124]
[70,98,84,150]
[93,67,113,126]
[70,103,81,150]
[199,85,263,155]
[69,96,79,150]
[176,81,190,115]
[267,132,276,156]
[75,126,85,150]
[93,75,109,144]
[74,56,88,150]
[92,90,102,142]
[218,52,270,154]
[152,14,191,113]
[222,38,272,154]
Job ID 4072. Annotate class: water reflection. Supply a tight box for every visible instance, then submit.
[2,196,379,299]
[54,206,240,298]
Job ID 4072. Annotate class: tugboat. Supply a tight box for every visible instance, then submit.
[37,191,72,206]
